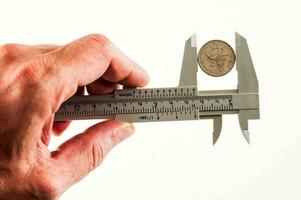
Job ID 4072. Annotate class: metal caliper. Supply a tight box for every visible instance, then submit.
[55,32,260,144]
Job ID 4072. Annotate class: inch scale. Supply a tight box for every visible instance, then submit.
[55,33,260,144]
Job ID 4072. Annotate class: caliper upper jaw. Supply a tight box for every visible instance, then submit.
[236,32,260,144]
[178,33,198,88]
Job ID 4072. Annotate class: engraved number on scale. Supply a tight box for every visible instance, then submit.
[56,87,234,121]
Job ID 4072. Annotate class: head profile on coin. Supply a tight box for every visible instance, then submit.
[198,40,236,77]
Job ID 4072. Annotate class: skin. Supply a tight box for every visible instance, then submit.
[0,34,149,199]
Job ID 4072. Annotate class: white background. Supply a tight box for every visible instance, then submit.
[1,0,301,199]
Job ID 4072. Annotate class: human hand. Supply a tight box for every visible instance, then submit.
[0,34,149,199]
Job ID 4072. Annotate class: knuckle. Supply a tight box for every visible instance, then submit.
[19,77,53,118]
[0,44,8,56]
[56,33,113,70]
[1,43,24,61]
[2,43,18,54]
[84,34,113,59]
[91,142,105,169]
[0,44,17,62]
[85,33,111,48]
[19,59,44,83]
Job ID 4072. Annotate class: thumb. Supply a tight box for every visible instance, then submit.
[51,120,134,187]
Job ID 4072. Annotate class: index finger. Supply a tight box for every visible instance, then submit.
[44,34,149,110]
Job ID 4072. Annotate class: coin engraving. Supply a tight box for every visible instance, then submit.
[198,40,236,77]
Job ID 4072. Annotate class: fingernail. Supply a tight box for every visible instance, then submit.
[122,123,135,135]
[115,122,135,141]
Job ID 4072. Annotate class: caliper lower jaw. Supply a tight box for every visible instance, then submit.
[238,109,260,144]
[212,116,222,145]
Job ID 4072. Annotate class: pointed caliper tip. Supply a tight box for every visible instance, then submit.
[213,135,219,145]
[235,32,246,41]
[242,130,250,144]
[190,33,197,47]
[212,116,222,145]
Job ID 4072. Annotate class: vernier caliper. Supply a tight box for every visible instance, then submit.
[55,32,260,144]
